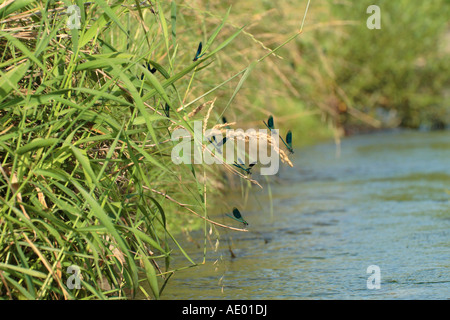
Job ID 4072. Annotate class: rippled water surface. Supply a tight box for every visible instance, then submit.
[160,130,450,299]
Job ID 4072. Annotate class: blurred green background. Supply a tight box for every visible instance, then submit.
[178,0,449,141]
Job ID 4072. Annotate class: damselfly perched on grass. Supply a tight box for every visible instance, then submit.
[225,207,248,226]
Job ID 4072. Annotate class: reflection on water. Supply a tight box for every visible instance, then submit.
[161,130,450,300]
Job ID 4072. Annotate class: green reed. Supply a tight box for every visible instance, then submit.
[0,0,305,299]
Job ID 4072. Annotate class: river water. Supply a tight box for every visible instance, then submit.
[161,130,450,299]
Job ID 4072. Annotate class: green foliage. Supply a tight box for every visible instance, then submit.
[299,0,450,130]
[0,0,251,299]
[190,1,449,137]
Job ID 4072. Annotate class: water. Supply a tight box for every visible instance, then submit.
[161,130,450,299]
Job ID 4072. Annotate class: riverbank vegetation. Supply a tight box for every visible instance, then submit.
[1,0,448,299]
